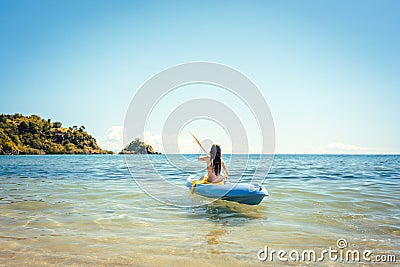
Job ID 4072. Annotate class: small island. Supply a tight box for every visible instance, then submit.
[0,113,113,155]
[119,138,161,154]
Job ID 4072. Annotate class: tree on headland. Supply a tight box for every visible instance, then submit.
[17,121,28,133]
[0,113,113,155]
[53,122,62,128]
[0,129,18,154]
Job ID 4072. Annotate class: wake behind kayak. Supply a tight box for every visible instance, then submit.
[186,174,268,205]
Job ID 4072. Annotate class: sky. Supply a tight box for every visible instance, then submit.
[0,0,399,154]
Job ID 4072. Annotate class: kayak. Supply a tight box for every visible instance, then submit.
[186,174,268,205]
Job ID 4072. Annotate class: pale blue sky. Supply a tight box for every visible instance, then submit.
[1,0,399,153]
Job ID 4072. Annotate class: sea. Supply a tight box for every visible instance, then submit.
[0,154,399,266]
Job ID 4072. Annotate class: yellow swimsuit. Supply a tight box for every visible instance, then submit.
[191,164,224,193]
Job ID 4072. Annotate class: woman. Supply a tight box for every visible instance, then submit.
[198,144,228,183]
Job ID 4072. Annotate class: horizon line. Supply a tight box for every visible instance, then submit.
[2,153,399,156]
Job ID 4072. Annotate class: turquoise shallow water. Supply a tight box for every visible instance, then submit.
[0,154,399,266]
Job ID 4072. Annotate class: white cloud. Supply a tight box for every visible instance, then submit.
[143,131,259,154]
[97,126,124,152]
[178,134,199,154]
[97,128,236,154]
[147,132,199,154]
[143,131,163,152]
[316,142,371,154]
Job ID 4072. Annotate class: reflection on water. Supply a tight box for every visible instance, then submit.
[0,154,399,266]
[206,228,229,255]
[205,201,267,224]
[206,229,228,245]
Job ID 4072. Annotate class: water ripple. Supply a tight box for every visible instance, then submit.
[0,154,399,265]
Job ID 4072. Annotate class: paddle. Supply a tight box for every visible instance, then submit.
[189,131,208,155]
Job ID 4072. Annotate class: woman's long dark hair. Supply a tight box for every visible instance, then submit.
[210,144,221,176]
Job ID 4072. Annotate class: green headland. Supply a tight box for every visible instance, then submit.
[0,113,161,155]
[0,113,113,155]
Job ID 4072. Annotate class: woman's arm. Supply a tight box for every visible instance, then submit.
[198,156,209,162]
[222,159,228,179]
